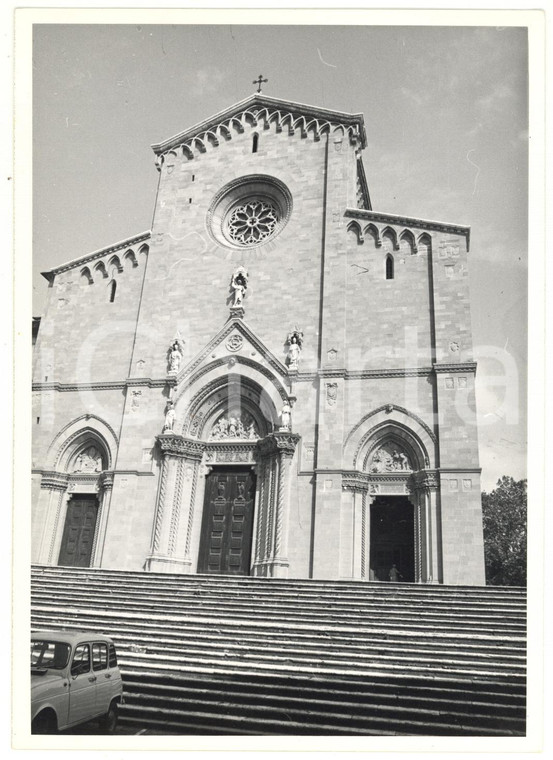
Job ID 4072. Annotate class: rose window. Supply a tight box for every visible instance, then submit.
[227,201,279,245]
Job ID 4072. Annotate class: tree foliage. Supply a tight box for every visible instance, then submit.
[481,476,527,586]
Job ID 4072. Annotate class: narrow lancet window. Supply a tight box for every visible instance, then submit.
[252,133,259,153]
[109,280,117,302]
[385,254,394,280]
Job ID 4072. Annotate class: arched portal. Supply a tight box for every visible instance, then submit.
[34,418,117,568]
[343,407,441,584]
[146,363,300,578]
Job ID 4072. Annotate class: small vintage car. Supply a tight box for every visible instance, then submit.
[31,629,124,734]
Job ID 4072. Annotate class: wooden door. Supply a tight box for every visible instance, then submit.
[198,469,256,575]
[58,497,98,567]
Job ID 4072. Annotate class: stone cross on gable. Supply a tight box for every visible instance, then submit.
[253,74,268,94]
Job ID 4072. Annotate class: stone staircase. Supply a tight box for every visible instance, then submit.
[30,565,526,736]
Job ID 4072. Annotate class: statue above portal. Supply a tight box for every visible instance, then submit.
[230,267,248,308]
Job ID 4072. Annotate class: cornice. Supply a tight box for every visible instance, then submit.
[41,231,151,281]
[39,471,69,491]
[344,209,470,249]
[157,434,206,460]
[151,94,367,156]
[433,362,477,374]
[317,367,433,380]
[32,378,169,392]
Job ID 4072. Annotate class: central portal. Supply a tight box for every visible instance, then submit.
[198,468,256,575]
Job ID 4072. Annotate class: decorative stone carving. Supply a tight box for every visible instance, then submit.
[209,412,259,441]
[326,382,338,407]
[73,446,103,473]
[226,334,243,352]
[369,443,412,473]
[286,328,303,370]
[230,267,248,307]
[157,434,206,460]
[279,401,291,431]
[163,401,176,433]
[168,338,185,373]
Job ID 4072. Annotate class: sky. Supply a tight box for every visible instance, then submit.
[31,21,529,491]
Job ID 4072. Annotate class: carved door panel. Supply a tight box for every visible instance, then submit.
[58,497,98,567]
[198,469,255,575]
[369,497,415,582]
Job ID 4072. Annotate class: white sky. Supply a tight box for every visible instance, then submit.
[31,21,529,491]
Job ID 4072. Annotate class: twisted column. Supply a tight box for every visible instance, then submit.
[152,455,169,554]
[168,459,184,556]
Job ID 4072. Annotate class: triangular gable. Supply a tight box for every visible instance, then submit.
[176,318,289,385]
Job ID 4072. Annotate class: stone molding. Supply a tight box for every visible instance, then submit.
[152,93,366,161]
[316,367,433,380]
[341,471,370,493]
[411,470,440,491]
[346,403,439,452]
[256,432,301,459]
[33,378,169,392]
[41,231,151,280]
[433,362,478,374]
[175,317,288,386]
[344,208,470,248]
[40,471,70,491]
[157,434,206,461]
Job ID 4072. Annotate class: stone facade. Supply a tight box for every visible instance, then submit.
[32,94,485,584]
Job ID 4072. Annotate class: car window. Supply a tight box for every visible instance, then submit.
[31,640,70,670]
[108,643,117,668]
[92,643,108,671]
[70,643,91,676]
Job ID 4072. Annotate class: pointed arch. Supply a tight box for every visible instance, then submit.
[347,220,364,245]
[381,226,398,251]
[93,261,108,279]
[344,405,438,471]
[45,414,118,472]
[417,233,432,255]
[80,267,93,285]
[124,249,138,268]
[399,229,417,255]
[107,255,123,275]
[363,223,381,248]
[385,253,394,280]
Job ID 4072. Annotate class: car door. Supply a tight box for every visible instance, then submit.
[92,641,112,715]
[68,643,96,727]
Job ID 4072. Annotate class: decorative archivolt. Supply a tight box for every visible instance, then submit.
[344,404,438,471]
[80,243,148,287]
[346,220,432,254]
[45,414,119,472]
[155,106,363,168]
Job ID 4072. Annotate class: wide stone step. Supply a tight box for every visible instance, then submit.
[29,611,525,659]
[117,700,522,737]
[31,566,527,603]
[30,581,527,618]
[30,595,526,634]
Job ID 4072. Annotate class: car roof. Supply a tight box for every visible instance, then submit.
[31,629,114,645]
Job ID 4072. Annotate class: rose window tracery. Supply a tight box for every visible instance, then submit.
[227,201,279,245]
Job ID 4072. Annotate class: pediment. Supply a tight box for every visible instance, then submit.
[176,317,289,384]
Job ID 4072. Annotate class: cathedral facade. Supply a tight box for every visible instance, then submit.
[32,94,485,585]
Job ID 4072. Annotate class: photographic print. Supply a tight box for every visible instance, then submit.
[15,8,543,749]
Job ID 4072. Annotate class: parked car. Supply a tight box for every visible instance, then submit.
[31,629,123,734]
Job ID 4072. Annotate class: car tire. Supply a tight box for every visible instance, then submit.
[100,702,118,734]
[32,711,57,734]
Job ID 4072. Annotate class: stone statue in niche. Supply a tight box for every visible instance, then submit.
[73,446,102,473]
[370,444,412,473]
[168,338,185,373]
[230,267,248,307]
[280,401,291,431]
[163,401,176,433]
[209,412,259,440]
[286,328,303,370]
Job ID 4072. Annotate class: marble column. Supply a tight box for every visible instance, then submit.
[37,471,69,565]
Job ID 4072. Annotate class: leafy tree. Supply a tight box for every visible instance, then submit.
[481,476,527,586]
